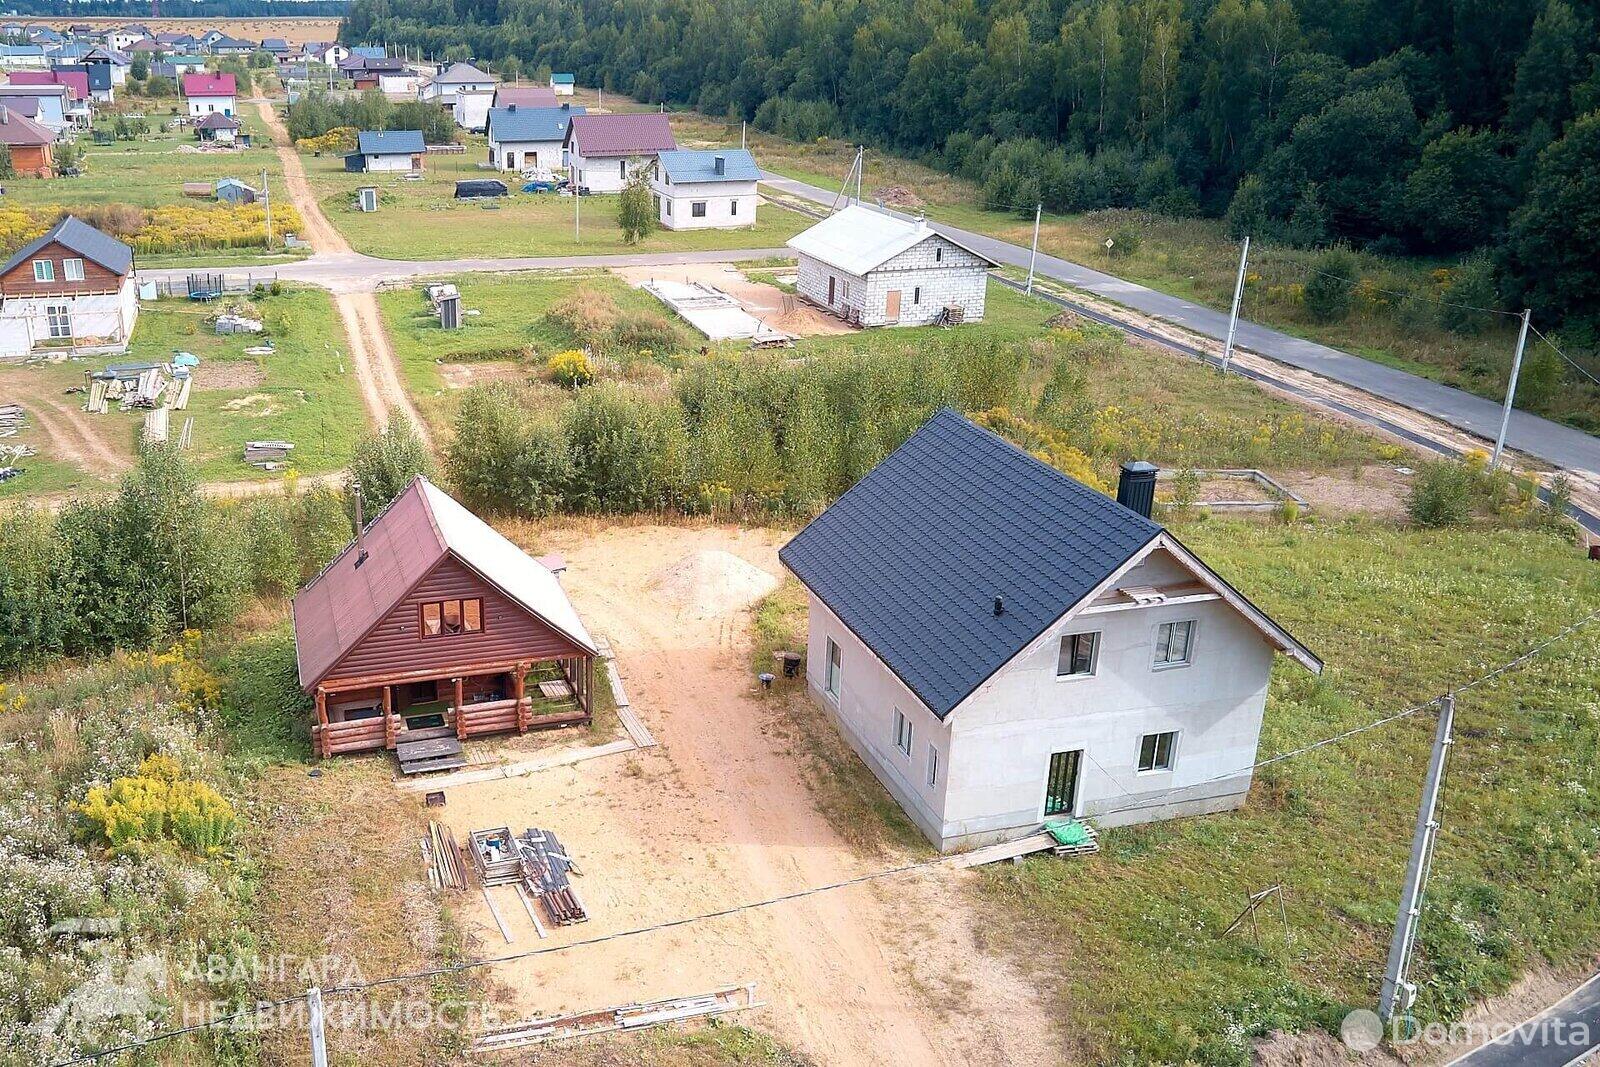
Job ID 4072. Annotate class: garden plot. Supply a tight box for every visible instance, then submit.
[425,522,1060,1067]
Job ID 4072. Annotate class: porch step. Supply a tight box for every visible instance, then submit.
[400,752,469,776]
[399,725,457,742]
[396,734,466,776]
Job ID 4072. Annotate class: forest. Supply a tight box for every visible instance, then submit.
[341,0,1600,333]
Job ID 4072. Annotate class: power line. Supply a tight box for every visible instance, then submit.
[49,604,1600,1065]
[1527,321,1600,389]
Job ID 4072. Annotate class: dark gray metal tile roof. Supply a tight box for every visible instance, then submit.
[3,215,133,277]
[779,408,1161,718]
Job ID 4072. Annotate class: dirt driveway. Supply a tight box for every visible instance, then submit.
[434,523,1058,1066]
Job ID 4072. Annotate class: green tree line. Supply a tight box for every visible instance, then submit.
[341,0,1600,332]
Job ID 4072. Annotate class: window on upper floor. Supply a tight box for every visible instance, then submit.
[63,258,84,282]
[1057,631,1099,678]
[1138,730,1177,772]
[1154,620,1196,668]
[935,246,943,262]
[420,597,483,637]
[32,259,53,283]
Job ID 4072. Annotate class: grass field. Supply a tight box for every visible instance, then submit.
[300,142,809,260]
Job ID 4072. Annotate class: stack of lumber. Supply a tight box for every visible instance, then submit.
[422,821,467,890]
[0,404,23,437]
[244,440,294,468]
[515,827,587,925]
[142,406,169,444]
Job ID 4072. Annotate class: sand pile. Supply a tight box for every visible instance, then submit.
[649,549,779,617]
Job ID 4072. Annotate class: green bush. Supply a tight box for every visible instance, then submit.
[445,384,573,516]
[345,420,432,512]
[1407,460,1478,526]
[1302,248,1358,323]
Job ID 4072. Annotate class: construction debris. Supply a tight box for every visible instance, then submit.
[467,825,590,927]
[473,985,763,1052]
[243,440,294,468]
[0,403,24,437]
[84,355,197,416]
[422,820,467,891]
[215,313,264,335]
[142,406,169,444]
[640,279,796,347]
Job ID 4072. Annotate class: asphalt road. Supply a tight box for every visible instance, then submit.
[761,172,1600,477]
[1444,971,1600,1067]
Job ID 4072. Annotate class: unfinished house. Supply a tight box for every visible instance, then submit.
[779,409,1322,852]
[787,203,996,327]
[0,216,137,359]
[293,476,598,772]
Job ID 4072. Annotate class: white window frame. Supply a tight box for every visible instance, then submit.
[44,303,70,339]
[62,258,84,282]
[32,259,53,282]
[1056,631,1100,679]
[926,743,939,787]
[1137,730,1178,773]
[893,708,912,757]
[825,638,841,699]
[1154,620,1197,669]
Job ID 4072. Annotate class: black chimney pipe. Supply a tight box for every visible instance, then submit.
[1117,461,1158,518]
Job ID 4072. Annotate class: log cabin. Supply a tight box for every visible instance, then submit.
[292,476,598,760]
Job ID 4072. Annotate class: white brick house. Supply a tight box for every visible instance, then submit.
[787,204,995,327]
[779,411,1322,853]
[651,148,760,230]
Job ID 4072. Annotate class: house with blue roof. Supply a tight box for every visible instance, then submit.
[651,148,761,230]
[485,102,584,172]
[778,409,1322,852]
[345,129,427,173]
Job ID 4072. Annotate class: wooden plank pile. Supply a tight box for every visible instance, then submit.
[473,984,763,1052]
[515,828,587,925]
[243,440,294,469]
[0,404,23,438]
[421,820,467,890]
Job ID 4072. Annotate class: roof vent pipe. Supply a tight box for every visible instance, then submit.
[993,595,1004,616]
[1117,461,1159,519]
[352,484,370,568]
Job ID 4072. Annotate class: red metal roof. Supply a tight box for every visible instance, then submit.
[292,477,594,689]
[181,72,236,98]
[564,112,677,157]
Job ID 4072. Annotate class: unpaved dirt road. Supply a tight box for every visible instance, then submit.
[255,99,431,448]
[436,524,1060,1067]
[23,393,131,476]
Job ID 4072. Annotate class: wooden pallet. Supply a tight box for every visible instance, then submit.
[397,734,467,775]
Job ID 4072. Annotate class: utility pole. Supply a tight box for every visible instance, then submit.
[855,145,863,204]
[1490,309,1532,470]
[306,986,328,1067]
[1378,693,1455,1023]
[741,120,746,149]
[1220,235,1249,375]
[260,168,272,248]
[1025,202,1041,295]
[572,160,580,243]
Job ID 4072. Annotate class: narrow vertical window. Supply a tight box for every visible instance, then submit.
[927,744,939,787]
[826,638,841,697]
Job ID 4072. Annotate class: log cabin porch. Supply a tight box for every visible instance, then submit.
[312,654,596,770]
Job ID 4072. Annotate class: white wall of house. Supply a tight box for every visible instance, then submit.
[799,547,1280,852]
[453,91,491,132]
[651,177,758,230]
[550,78,573,96]
[570,150,649,193]
[185,93,234,117]
[361,151,416,172]
[489,137,565,171]
[377,73,420,95]
[794,235,988,327]
[107,64,127,87]
[0,279,138,358]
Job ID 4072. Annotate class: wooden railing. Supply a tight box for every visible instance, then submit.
[314,715,388,757]
[453,697,586,739]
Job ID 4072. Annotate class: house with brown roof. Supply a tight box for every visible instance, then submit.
[0,103,55,176]
[0,215,138,359]
[292,476,599,769]
[563,112,676,193]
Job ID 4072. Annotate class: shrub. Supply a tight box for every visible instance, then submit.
[1104,223,1142,258]
[611,310,679,354]
[73,754,237,856]
[546,349,594,388]
[617,164,656,243]
[1407,460,1477,526]
[346,420,432,512]
[445,384,573,516]
[544,287,618,351]
[1303,248,1358,323]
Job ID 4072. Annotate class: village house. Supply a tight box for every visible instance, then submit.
[779,409,1322,853]
[196,113,241,145]
[16,68,95,114]
[108,25,148,51]
[83,47,130,87]
[549,72,574,95]
[651,148,761,230]
[208,35,256,57]
[494,83,557,108]
[345,129,426,173]
[307,42,350,67]
[0,84,70,132]
[292,476,598,768]
[0,43,48,70]
[563,112,676,193]
[0,216,138,359]
[0,104,55,176]
[452,89,494,133]
[787,203,997,327]
[486,103,584,172]
[423,60,495,106]
[181,71,236,117]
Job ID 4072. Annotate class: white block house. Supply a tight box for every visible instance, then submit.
[651,148,760,230]
[0,216,138,359]
[563,112,676,193]
[180,71,236,117]
[787,204,996,327]
[486,103,584,171]
[345,130,426,173]
[779,410,1322,853]
[452,89,493,133]
[549,72,574,96]
[422,61,495,107]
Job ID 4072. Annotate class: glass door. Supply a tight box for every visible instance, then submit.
[1044,750,1082,817]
